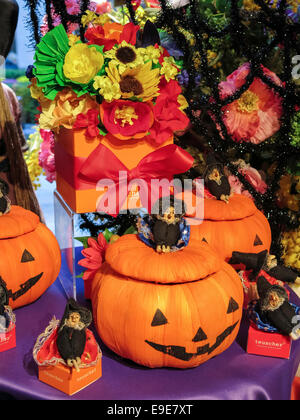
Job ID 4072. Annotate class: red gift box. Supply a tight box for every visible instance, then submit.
[247,324,291,359]
[0,323,16,353]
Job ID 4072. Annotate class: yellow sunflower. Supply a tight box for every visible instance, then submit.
[105,41,144,74]
[106,60,160,102]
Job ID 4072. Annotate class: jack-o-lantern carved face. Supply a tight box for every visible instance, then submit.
[91,235,244,368]
[0,206,61,309]
[145,299,240,362]
[0,248,44,304]
[179,192,271,262]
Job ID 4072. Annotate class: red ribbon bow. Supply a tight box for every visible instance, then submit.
[78,144,194,216]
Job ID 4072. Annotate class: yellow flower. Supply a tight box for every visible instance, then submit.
[105,41,144,74]
[29,79,51,107]
[93,75,121,102]
[39,101,57,131]
[81,10,110,27]
[68,34,80,47]
[24,127,44,190]
[177,94,188,111]
[139,45,163,65]
[63,43,104,85]
[81,11,98,27]
[106,60,160,102]
[39,88,98,131]
[282,227,300,270]
[243,0,261,11]
[114,106,139,127]
[93,14,111,25]
[160,56,179,82]
[52,89,98,129]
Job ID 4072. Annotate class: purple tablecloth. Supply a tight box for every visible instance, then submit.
[0,249,299,401]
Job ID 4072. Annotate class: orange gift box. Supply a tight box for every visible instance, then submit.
[55,128,173,214]
[38,357,102,396]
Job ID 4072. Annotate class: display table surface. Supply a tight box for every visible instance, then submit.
[1,248,300,401]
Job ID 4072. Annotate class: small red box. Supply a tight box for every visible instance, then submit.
[0,324,16,352]
[247,324,291,359]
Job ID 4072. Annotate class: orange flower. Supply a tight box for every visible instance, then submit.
[85,22,139,51]
[52,88,98,129]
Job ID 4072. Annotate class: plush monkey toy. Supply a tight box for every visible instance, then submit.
[151,196,186,253]
[204,153,231,203]
[56,298,92,372]
[256,275,300,340]
[229,250,300,286]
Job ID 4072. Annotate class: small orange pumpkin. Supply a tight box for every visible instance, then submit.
[0,206,61,309]
[91,234,243,368]
[180,193,271,262]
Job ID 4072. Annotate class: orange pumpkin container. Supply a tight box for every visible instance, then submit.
[184,193,271,262]
[91,235,243,368]
[0,206,61,309]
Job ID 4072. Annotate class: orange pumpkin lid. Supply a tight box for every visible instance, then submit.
[180,192,257,221]
[105,234,222,284]
[0,206,39,239]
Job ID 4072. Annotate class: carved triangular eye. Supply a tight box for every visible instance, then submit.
[192,327,208,342]
[254,234,263,246]
[202,237,208,243]
[227,297,239,314]
[21,249,35,263]
[151,309,168,326]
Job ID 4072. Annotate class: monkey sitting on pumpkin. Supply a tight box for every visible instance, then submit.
[151,196,187,253]
[137,196,188,254]
[204,153,232,203]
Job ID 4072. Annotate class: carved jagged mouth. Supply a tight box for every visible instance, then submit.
[7,272,44,301]
[145,321,239,361]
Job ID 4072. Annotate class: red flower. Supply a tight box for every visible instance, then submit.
[74,108,100,139]
[119,22,140,45]
[217,63,283,144]
[78,234,108,281]
[131,0,141,10]
[85,22,139,51]
[100,99,154,140]
[148,79,189,145]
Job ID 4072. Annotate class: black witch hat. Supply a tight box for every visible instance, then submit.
[229,250,268,279]
[58,298,92,332]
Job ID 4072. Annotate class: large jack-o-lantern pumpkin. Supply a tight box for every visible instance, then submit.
[91,234,243,368]
[0,206,61,309]
[181,193,271,262]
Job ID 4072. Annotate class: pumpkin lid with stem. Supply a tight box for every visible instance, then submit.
[178,192,257,221]
[0,205,39,239]
[105,234,222,284]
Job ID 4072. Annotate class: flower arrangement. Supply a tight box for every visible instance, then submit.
[24,126,56,189]
[28,11,190,146]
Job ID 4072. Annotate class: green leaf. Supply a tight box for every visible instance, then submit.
[75,236,92,248]
[123,225,138,235]
[102,229,113,243]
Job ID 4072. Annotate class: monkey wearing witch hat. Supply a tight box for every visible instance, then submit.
[204,153,231,203]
